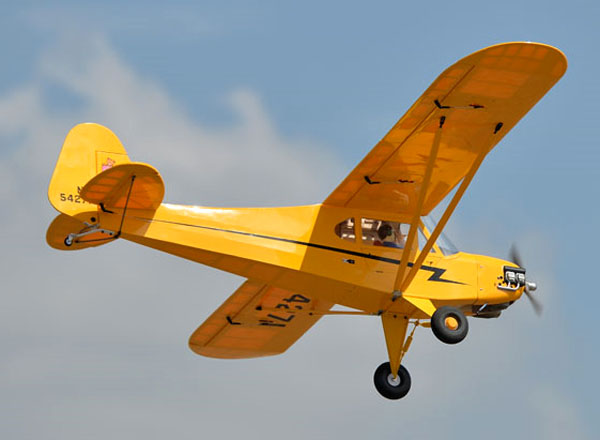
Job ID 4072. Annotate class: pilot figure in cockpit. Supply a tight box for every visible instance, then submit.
[374,222,406,249]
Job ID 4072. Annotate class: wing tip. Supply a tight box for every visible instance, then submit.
[467,41,568,76]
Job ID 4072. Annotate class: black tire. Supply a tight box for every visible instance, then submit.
[431,306,468,344]
[373,362,411,400]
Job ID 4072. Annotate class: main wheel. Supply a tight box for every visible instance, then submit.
[431,306,468,344]
[373,362,411,400]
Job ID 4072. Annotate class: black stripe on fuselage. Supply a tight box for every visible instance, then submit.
[135,217,464,285]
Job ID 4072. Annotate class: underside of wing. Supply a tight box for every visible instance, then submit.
[324,42,567,215]
[189,280,334,359]
[80,163,164,211]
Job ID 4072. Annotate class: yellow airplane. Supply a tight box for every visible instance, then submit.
[46,42,566,399]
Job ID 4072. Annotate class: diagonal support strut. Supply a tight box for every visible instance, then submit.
[392,116,446,299]
[398,142,489,293]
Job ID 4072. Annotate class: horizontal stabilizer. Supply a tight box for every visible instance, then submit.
[80,163,164,211]
[46,213,116,250]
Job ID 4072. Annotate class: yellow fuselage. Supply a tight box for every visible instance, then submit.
[98,203,522,318]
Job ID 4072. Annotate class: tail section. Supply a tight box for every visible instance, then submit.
[48,123,131,217]
[47,123,164,251]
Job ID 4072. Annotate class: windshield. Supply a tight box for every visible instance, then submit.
[421,216,459,256]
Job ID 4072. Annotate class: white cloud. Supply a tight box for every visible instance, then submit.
[0,35,340,209]
[0,35,590,439]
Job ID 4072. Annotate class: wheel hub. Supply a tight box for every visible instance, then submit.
[387,373,401,387]
[444,316,459,330]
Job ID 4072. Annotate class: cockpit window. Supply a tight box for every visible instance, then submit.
[361,218,408,248]
[422,215,459,255]
[334,218,355,242]
[361,218,435,253]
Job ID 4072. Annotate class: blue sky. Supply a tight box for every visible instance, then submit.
[1,1,598,438]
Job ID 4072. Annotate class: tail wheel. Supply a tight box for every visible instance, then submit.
[373,362,411,400]
[431,306,468,344]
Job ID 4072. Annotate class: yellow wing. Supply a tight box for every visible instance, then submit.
[189,280,333,359]
[80,163,164,211]
[324,42,567,214]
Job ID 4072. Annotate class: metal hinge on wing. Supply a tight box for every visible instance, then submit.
[434,99,484,110]
[364,176,415,185]
[434,100,503,135]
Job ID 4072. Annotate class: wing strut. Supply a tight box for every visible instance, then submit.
[386,121,503,315]
[398,145,490,292]
[391,115,446,299]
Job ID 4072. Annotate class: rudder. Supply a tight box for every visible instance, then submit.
[48,123,131,217]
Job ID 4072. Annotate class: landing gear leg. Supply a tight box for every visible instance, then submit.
[374,314,416,400]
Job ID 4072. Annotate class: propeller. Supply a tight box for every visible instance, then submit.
[509,245,543,316]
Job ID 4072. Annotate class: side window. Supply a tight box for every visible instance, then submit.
[362,218,408,248]
[362,219,436,253]
[361,218,380,245]
[334,218,355,242]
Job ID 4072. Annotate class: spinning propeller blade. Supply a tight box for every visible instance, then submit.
[509,245,523,269]
[509,245,542,316]
[524,284,543,316]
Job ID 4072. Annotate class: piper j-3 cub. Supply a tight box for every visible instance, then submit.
[46,42,566,399]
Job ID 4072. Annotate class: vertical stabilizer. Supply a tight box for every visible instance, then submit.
[48,123,130,216]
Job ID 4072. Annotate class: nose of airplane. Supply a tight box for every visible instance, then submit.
[509,245,542,315]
